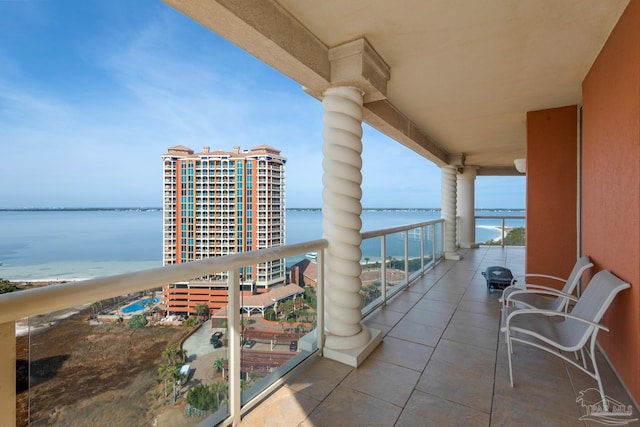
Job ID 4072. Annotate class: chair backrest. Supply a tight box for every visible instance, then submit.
[561,255,594,295]
[544,256,593,312]
[559,270,630,349]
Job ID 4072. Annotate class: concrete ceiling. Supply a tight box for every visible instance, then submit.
[164,0,629,174]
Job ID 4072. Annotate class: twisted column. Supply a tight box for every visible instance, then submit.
[322,86,371,351]
[441,166,460,259]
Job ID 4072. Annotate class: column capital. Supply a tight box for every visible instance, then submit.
[306,38,390,103]
[457,165,479,180]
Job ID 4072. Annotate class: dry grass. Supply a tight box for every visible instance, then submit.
[16,308,191,427]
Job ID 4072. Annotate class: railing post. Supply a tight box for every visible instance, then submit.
[404,230,409,286]
[228,269,241,425]
[420,226,425,274]
[317,249,325,354]
[432,224,437,264]
[0,321,16,426]
[501,217,506,248]
[381,236,387,305]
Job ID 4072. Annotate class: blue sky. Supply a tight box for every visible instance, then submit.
[0,0,525,209]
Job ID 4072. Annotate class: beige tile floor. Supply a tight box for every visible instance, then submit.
[239,247,639,426]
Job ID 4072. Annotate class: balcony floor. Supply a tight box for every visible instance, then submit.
[239,246,637,426]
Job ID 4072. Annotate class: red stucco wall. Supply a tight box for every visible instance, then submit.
[582,0,640,404]
[526,106,578,288]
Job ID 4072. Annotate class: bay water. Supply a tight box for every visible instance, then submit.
[0,209,524,281]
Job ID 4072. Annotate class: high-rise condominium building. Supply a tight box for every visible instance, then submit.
[161,144,286,315]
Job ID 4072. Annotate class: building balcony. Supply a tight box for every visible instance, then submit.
[239,246,635,426]
[4,216,636,426]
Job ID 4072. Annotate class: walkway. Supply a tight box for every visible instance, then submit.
[239,246,637,426]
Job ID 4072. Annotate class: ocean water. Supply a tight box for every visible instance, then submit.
[0,209,524,281]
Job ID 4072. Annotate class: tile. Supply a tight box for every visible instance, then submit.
[417,357,494,413]
[286,357,352,401]
[449,310,500,333]
[340,358,418,407]
[432,338,496,366]
[413,298,457,315]
[363,307,405,327]
[302,386,401,427]
[388,320,444,347]
[385,297,418,314]
[425,291,465,305]
[457,299,501,316]
[396,390,490,427]
[362,319,393,336]
[495,342,568,380]
[368,335,433,372]
[493,357,579,418]
[240,385,320,427]
[403,307,452,329]
[490,395,585,427]
[442,321,498,351]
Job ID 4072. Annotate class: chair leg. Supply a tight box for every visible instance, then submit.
[507,335,514,387]
[588,336,608,413]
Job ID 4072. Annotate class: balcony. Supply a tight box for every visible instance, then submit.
[239,246,635,425]
[3,216,636,426]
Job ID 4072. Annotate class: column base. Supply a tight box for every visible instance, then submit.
[444,251,463,260]
[459,242,479,249]
[323,328,382,368]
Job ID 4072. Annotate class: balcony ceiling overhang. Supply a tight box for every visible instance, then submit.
[164,0,629,175]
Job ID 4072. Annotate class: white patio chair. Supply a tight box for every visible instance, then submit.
[501,269,630,409]
[500,255,593,312]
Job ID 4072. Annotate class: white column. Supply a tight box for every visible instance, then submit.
[441,166,461,260]
[321,86,381,367]
[457,166,479,249]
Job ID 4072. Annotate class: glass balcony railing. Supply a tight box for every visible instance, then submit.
[2,220,447,426]
[360,219,444,316]
[474,214,526,247]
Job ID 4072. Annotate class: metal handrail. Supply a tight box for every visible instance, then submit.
[0,218,449,425]
[0,239,327,324]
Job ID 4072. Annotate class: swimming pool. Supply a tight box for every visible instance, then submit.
[121,297,160,314]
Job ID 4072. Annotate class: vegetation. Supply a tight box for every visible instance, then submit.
[158,343,187,402]
[264,307,277,321]
[483,227,526,246]
[183,316,198,327]
[185,381,228,414]
[194,303,211,321]
[0,278,20,294]
[360,282,382,307]
[303,286,317,309]
[127,314,147,328]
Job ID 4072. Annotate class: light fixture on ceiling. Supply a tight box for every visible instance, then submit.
[514,158,526,174]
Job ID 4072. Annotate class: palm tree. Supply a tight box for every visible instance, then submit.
[213,357,225,376]
[158,362,179,398]
[160,343,187,402]
[209,380,228,410]
[194,303,210,321]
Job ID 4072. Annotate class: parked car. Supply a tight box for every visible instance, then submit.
[212,331,223,339]
[289,340,298,352]
[212,338,223,349]
[244,339,256,349]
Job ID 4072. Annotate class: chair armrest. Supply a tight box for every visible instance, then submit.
[504,308,609,332]
[511,273,567,286]
[502,287,577,308]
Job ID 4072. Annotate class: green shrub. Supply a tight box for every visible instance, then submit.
[264,308,277,321]
[183,316,198,327]
[187,384,216,411]
[127,314,147,328]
